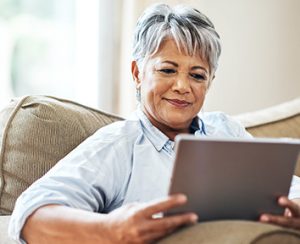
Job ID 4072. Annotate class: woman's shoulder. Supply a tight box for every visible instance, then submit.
[200,111,252,138]
[92,117,143,143]
[201,111,231,121]
[69,117,143,162]
[201,111,241,125]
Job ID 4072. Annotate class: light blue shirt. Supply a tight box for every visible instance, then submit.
[8,109,300,243]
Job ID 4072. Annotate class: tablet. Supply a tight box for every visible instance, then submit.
[166,135,300,221]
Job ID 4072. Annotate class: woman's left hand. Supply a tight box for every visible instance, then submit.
[260,196,300,230]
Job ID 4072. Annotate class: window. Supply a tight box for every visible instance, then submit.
[0,0,101,109]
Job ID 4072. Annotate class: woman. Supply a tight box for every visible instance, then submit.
[9,3,300,244]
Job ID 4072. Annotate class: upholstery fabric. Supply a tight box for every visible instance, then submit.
[246,115,300,139]
[0,95,122,214]
[158,220,300,244]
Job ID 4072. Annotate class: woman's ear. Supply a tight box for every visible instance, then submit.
[131,61,141,87]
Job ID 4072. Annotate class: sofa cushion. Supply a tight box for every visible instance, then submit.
[0,95,123,214]
[158,220,300,244]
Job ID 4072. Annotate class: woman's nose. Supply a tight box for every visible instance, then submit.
[172,73,191,94]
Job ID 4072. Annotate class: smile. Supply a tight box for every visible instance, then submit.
[165,98,191,108]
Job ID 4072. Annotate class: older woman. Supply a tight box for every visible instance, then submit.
[9,3,300,244]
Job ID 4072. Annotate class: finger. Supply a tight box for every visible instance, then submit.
[140,213,197,243]
[260,214,300,230]
[284,208,292,217]
[147,212,198,233]
[129,221,179,244]
[278,197,300,217]
[140,194,188,217]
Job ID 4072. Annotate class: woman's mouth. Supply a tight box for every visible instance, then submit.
[165,98,191,108]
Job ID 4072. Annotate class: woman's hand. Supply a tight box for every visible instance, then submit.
[104,194,198,244]
[260,196,300,230]
[22,194,196,244]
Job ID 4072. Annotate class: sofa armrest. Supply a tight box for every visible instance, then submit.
[235,98,300,129]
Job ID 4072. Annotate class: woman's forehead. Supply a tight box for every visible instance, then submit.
[148,39,209,68]
[156,38,206,59]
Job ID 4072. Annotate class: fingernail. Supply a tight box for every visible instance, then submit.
[177,194,187,203]
[260,215,269,222]
[279,197,286,205]
[191,214,198,222]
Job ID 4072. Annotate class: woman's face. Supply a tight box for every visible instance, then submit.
[132,38,213,133]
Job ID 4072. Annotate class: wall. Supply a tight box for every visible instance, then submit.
[118,0,300,116]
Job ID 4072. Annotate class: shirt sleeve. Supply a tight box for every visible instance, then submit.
[199,111,253,139]
[224,114,253,139]
[8,129,131,243]
[288,175,300,199]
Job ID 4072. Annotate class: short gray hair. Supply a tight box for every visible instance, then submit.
[133,3,221,76]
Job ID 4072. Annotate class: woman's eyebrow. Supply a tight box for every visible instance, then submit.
[161,60,178,67]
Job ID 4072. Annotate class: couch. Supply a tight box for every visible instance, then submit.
[0,95,299,243]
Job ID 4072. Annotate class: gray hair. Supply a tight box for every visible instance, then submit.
[133,3,221,77]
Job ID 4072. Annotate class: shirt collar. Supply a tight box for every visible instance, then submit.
[136,107,204,152]
[197,116,207,135]
[136,108,169,152]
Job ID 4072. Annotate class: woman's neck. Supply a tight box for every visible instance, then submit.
[142,109,191,141]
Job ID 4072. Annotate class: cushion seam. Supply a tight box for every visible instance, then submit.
[0,95,30,210]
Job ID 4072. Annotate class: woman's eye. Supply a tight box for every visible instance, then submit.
[159,69,176,75]
[190,73,206,81]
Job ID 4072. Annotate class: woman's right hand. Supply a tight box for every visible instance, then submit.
[21,194,197,244]
[104,194,198,244]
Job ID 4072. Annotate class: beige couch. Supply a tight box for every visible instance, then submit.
[0,95,300,243]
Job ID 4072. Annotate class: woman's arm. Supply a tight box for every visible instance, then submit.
[22,194,198,244]
[22,205,110,244]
